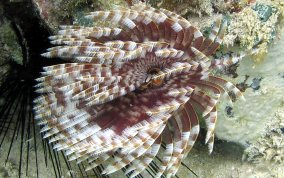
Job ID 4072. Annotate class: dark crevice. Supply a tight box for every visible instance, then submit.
[0,1,67,178]
[0,1,112,177]
[2,0,61,83]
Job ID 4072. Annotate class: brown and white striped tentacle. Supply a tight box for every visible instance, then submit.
[166,107,191,177]
[191,90,219,117]
[204,106,217,153]
[155,126,174,178]
[212,47,259,69]
[208,76,245,101]
[124,137,162,178]
[203,19,227,56]
[101,123,166,175]
[165,112,191,177]
[183,102,200,157]
[85,152,113,171]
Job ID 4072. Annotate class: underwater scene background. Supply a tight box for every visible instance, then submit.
[0,0,283,178]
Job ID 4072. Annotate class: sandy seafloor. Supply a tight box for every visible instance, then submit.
[0,28,284,178]
[1,132,283,178]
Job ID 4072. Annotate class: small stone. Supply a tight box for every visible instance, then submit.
[250,77,263,90]
[253,4,273,22]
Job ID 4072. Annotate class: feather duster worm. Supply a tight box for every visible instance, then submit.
[34,3,251,177]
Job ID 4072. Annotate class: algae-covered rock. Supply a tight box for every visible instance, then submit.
[243,108,284,164]
[215,28,284,164]
[0,21,23,65]
[32,0,128,31]
[223,4,280,60]
[150,0,213,17]
[0,2,23,85]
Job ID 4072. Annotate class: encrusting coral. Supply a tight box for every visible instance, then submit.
[223,4,280,60]
[33,2,257,177]
[152,0,255,17]
[243,108,284,164]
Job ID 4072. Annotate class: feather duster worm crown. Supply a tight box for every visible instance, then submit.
[34,2,249,178]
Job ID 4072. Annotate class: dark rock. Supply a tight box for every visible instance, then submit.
[225,106,234,118]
